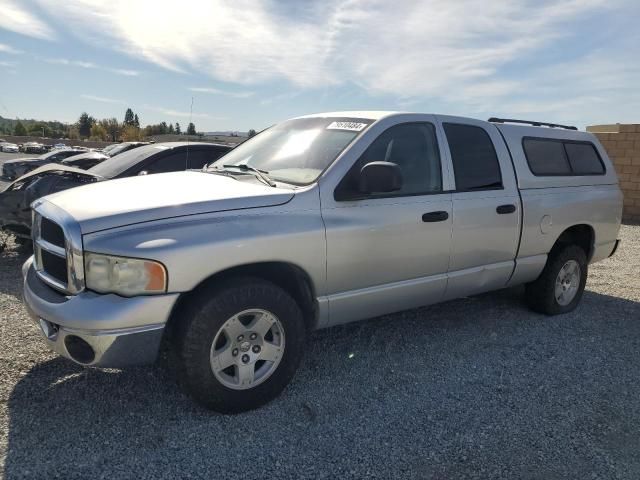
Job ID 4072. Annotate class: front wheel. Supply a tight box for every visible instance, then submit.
[525,245,588,315]
[172,277,306,413]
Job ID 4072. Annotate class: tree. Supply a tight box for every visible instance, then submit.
[101,118,121,142]
[248,129,257,138]
[168,124,175,134]
[77,112,95,138]
[186,122,196,135]
[29,123,52,137]
[13,121,27,136]
[124,108,135,126]
[133,114,140,128]
[121,125,142,141]
[90,123,108,141]
[175,122,181,134]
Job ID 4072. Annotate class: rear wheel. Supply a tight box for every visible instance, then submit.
[172,277,306,413]
[525,245,587,315]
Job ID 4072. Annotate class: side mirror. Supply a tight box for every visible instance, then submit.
[138,170,148,176]
[358,161,402,194]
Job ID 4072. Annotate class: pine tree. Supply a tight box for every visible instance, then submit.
[133,114,140,128]
[78,112,95,138]
[187,122,196,135]
[124,108,135,126]
[13,120,27,136]
[175,122,181,134]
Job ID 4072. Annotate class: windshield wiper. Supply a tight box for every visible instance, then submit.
[219,164,276,187]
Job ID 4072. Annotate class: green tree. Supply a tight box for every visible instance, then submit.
[77,112,95,138]
[168,123,175,134]
[175,122,181,134]
[101,118,121,142]
[29,123,52,137]
[248,129,257,138]
[13,120,27,136]
[121,125,142,141]
[133,114,140,128]
[90,123,108,141]
[186,122,196,135]
[124,108,135,127]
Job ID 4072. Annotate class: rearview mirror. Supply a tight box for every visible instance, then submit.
[358,161,402,193]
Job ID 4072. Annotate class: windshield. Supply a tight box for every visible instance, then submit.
[107,143,135,157]
[209,117,372,185]
[90,144,169,178]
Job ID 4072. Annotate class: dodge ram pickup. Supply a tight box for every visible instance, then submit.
[22,112,623,413]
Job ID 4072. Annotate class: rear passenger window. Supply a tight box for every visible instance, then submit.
[565,143,605,175]
[523,138,605,176]
[443,123,502,191]
[523,139,571,175]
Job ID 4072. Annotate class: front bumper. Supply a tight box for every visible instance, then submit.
[22,257,180,367]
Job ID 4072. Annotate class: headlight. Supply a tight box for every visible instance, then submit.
[84,252,167,296]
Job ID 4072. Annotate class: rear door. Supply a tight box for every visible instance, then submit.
[436,116,521,300]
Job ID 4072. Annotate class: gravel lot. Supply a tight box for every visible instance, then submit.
[1,224,639,479]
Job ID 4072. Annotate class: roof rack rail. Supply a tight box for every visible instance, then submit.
[488,117,577,131]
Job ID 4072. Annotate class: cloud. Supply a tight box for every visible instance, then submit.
[189,87,254,98]
[0,0,55,40]
[43,57,140,76]
[28,0,640,125]
[0,43,22,54]
[80,94,125,104]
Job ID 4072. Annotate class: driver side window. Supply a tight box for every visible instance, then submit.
[335,122,442,200]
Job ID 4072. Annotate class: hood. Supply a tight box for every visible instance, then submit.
[4,157,38,165]
[8,163,103,185]
[39,171,295,233]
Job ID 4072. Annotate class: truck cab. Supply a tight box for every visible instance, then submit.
[22,111,622,412]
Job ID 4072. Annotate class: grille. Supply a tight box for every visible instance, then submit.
[34,212,70,292]
[32,206,84,294]
[41,249,68,284]
[41,217,65,247]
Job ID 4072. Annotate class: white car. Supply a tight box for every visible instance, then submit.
[0,142,19,153]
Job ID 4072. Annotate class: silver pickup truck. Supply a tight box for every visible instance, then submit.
[22,112,622,412]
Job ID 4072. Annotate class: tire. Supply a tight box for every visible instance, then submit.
[525,244,588,315]
[172,277,306,413]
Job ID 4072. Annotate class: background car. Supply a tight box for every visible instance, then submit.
[1,148,85,180]
[60,151,109,170]
[0,142,232,242]
[0,142,19,153]
[22,142,46,154]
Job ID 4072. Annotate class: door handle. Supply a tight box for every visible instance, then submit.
[496,204,517,214]
[422,211,449,222]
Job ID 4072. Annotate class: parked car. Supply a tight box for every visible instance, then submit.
[0,142,19,153]
[60,151,109,170]
[22,142,47,154]
[1,142,231,241]
[103,141,150,157]
[52,143,68,150]
[1,148,85,180]
[21,112,622,413]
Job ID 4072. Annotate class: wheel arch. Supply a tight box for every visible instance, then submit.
[166,261,319,335]
[550,223,595,261]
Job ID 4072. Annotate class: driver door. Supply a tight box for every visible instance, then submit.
[320,119,453,326]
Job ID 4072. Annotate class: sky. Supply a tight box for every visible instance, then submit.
[0,0,638,132]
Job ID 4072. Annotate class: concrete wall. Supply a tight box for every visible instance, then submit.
[587,123,640,222]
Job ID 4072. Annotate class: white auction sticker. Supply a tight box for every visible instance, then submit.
[326,121,368,132]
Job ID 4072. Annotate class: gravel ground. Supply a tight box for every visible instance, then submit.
[0,226,639,479]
